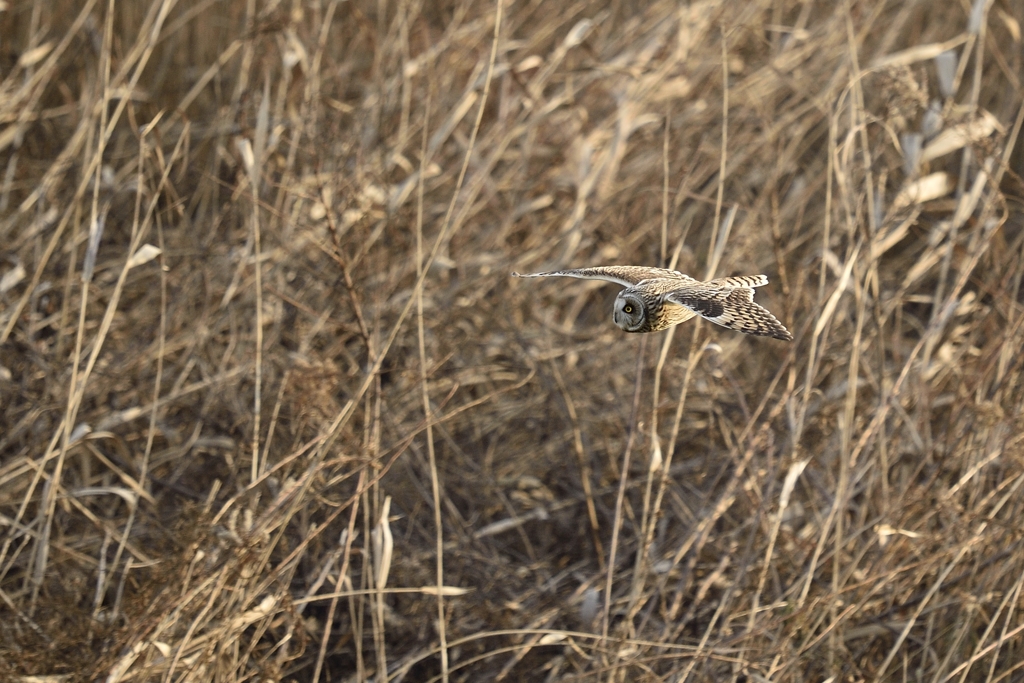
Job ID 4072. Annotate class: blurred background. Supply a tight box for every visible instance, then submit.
[2,0,1024,680]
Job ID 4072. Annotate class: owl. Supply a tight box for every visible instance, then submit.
[512,265,792,340]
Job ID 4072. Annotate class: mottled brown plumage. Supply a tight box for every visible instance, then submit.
[512,266,792,340]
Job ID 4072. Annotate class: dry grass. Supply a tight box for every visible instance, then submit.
[2,0,1024,680]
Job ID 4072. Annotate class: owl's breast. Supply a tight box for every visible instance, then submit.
[651,302,698,331]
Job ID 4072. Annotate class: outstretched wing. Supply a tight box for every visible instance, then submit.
[665,285,792,340]
[703,274,769,289]
[512,265,693,288]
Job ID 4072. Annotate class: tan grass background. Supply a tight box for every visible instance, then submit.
[2,0,1024,680]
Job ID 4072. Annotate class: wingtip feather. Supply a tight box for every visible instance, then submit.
[775,329,794,341]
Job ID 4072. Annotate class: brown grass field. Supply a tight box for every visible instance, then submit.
[2,0,1024,680]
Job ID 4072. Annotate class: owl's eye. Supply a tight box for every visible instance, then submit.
[623,304,633,314]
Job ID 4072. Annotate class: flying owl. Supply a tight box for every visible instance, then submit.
[512,265,792,340]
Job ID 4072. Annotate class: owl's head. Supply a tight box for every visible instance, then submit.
[613,292,648,332]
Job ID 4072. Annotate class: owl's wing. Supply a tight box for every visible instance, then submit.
[703,274,769,289]
[512,266,693,288]
[664,284,792,340]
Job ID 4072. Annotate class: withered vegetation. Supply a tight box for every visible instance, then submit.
[2,0,1024,680]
